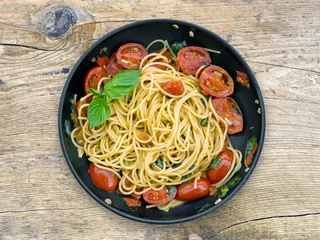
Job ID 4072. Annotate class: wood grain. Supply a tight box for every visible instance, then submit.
[1,0,320,239]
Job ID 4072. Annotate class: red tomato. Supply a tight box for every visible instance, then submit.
[211,97,243,134]
[152,50,174,70]
[88,163,118,192]
[206,150,233,184]
[124,197,141,207]
[177,46,211,75]
[175,177,211,201]
[97,57,109,67]
[236,70,250,88]
[116,43,148,70]
[161,80,184,95]
[131,193,142,200]
[143,187,174,205]
[84,66,108,94]
[105,53,124,77]
[199,65,234,97]
[245,143,258,167]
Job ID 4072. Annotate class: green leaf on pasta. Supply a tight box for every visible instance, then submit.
[88,97,110,129]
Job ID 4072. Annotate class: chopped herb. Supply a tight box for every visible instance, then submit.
[173,162,182,168]
[64,119,72,137]
[170,40,188,55]
[189,164,195,170]
[200,118,209,126]
[209,157,222,170]
[181,174,191,181]
[155,157,164,169]
[195,203,213,213]
[231,103,242,116]
[244,135,257,161]
[167,186,177,200]
[228,176,241,188]
[250,126,254,130]
[217,185,229,198]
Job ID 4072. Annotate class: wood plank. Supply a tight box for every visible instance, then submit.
[1,0,320,239]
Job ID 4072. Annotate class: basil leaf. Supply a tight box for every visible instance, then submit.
[104,70,140,100]
[167,186,177,200]
[200,118,209,126]
[88,97,110,129]
[228,176,241,188]
[217,185,229,198]
[88,88,104,97]
[64,119,71,137]
[244,135,257,160]
[231,102,241,116]
[209,157,222,170]
[170,40,188,55]
[155,157,164,169]
[195,203,213,213]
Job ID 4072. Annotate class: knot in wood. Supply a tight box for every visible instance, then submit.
[41,6,77,39]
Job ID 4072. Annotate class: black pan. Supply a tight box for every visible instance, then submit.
[58,19,265,224]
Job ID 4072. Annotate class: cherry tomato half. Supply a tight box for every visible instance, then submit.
[206,150,233,184]
[143,187,176,205]
[161,80,184,96]
[199,65,234,97]
[175,177,211,201]
[105,53,124,77]
[116,43,148,70]
[97,57,109,67]
[236,70,250,88]
[88,163,118,192]
[211,97,243,134]
[123,197,141,207]
[177,46,211,76]
[84,66,108,94]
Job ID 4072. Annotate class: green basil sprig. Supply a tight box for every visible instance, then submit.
[87,70,140,129]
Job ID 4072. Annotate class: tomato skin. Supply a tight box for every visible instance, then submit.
[236,70,250,88]
[88,163,118,192]
[211,97,243,134]
[206,150,233,184]
[84,66,108,94]
[175,178,211,201]
[152,50,174,70]
[161,80,184,95]
[105,53,124,77]
[245,143,258,167]
[97,57,109,67]
[143,187,172,205]
[116,43,148,70]
[124,197,141,207]
[199,65,234,97]
[177,46,211,76]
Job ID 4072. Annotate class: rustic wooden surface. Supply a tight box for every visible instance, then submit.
[1,0,320,239]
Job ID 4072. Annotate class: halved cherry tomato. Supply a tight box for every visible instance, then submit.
[116,43,148,70]
[161,80,184,95]
[143,187,175,205]
[211,97,243,134]
[245,143,258,167]
[236,70,250,88]
[152,50,174,70]
[175,177,211,201]
[97,57,109,67]
[88,163,118,192]
[84,66,108,94]
[177,46,211,76]
[199,65,234,97]
[124,197,141,207]
[105,53,124,77]
[206,150,233,184]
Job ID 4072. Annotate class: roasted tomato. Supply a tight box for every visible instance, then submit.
[116,43,148,70]
[97,57,109,67]
[206,150,233,184]
[199,65,234,97]
[236,70,250,88]
[105,53,124,77]
[177,46,211,76]
[161,80,184,95]
[123,197,141,207]
[88,163,118,192]
[175,177,211,201]
[143,186,176,205]
[152,50,174,70]
[84,66,108,94]
[211,97,243,134]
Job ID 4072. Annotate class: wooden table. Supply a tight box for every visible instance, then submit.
[1,0,319,239]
